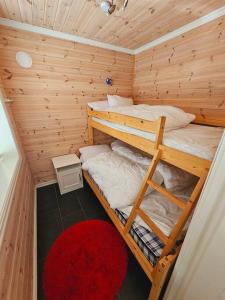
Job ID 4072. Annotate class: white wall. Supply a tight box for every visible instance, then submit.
[165,131,225,300]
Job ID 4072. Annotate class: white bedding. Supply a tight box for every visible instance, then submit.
[82,151,163,209]
[111,140,198,192]
[81,146,193,237]
[121,188,192,237]
[93,117,223,160]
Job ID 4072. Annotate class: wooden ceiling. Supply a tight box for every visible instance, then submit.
[0,0,223,49]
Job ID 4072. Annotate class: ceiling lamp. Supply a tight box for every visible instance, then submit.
[100,1,116,15]
[99,0,129,15]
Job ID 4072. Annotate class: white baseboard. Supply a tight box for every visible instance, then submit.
[33,187,37,300]
[35,179,57,189]
[33,179,57,299]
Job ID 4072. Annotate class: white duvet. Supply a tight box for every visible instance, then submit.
[93,117,223,160]
[82,152,163,209]
[111,140,198,192]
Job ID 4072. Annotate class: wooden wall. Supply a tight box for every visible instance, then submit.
[0,83,34,299]
[1,16,225,184]
[133,16,225,121]
[0,25,134,184]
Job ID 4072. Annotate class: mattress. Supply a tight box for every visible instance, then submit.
[115,208,164,266]
[92,117,223,160]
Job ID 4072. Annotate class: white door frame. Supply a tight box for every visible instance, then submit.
[165,131,225,300]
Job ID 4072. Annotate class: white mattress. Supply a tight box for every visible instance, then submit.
[92,117,223,160]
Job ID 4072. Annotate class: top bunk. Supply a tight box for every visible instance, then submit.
[87,100,224,177]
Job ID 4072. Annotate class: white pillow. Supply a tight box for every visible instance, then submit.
[80,154,85,163]
[88,101,109,110]
[111,140,151,166]
[140,105,195,131]
[157,162,198,192]
[79,144,111,162]
[107,95,133,107]
[111,140,197,192]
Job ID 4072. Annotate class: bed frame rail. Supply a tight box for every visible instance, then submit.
[88,107,211,176]
[88,107,161,133]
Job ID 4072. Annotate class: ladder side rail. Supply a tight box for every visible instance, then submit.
[124,116,166,234]
[160,170,208,257]
[124,149,161,234]
[155,116,166,149]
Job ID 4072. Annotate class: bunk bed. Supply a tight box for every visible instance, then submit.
[83,104,224,300]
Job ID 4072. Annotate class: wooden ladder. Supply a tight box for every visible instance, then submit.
[123,147,207,299]
[124,148,207,256]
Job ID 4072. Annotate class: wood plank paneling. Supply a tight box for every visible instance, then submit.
[133,16,225,120]
[0,0,223,49]
[0,162,34,300]
[0,25,133,183]
[0,83,34,300]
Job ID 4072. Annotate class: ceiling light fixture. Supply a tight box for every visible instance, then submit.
[99,0,129,16]
[100,1,116,15]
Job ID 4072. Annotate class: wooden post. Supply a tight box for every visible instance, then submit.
[155,116,166,149]
[149,251,179,300]
[87,106,94,145]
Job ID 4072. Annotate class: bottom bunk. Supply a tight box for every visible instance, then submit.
[83,170,180,299]
[80,139,204,299]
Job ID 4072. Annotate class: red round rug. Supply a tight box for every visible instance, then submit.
[43,220,128,300]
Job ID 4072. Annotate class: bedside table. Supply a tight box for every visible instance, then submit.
[52,154,83,195]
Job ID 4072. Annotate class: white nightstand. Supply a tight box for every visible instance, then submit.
[52,154,83,195]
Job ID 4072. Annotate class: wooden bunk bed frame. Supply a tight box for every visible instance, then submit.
[85,106,216,300]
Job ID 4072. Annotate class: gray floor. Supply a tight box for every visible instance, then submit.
[37,180,151,300]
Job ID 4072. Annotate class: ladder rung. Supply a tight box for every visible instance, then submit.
[136,208,169,244]
[147,180,186,209]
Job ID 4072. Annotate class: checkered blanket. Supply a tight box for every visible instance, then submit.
[115,209,165,267]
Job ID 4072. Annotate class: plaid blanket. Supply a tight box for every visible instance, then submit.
[115,209,165,267]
